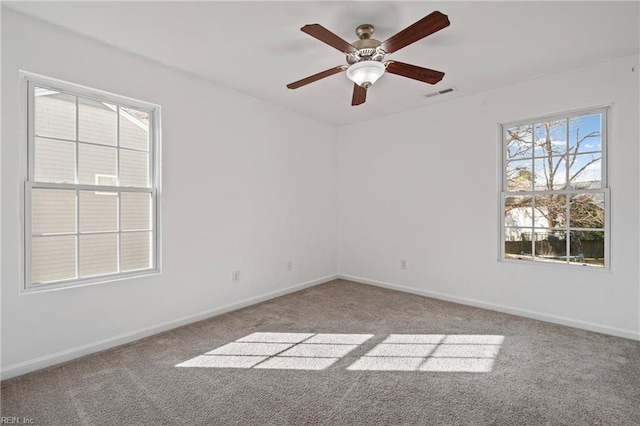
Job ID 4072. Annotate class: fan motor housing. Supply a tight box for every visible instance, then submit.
[346,46,386,64]
[347,24,386,64]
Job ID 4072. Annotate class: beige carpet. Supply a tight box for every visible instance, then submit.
[2,279,639,425]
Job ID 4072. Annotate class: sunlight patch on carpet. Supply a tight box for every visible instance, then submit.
[347,334,504,373]
[254,356,340,370]
[175,333,503,372]
[176,332,373,370]
[206,342,294,356]
[176,355,267,369]
[279,343,359,358]
[237,333,313,343]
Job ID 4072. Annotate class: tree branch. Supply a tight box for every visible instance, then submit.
[569,156,601,183]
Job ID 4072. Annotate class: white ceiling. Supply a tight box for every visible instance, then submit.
[5,1,639,126]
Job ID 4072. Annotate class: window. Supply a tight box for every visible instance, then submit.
[23,72,161,291]
[500,107,608,268]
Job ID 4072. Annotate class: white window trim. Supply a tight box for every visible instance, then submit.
[498,105,611,270]
[20,71,162,293]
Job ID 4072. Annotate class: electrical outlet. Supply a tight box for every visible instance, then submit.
[401,260,407,270]
[287,261,293,271]
[232,270,240,283]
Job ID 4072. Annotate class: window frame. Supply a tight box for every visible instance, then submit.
[498,105,610,270]
[21,71,162,293]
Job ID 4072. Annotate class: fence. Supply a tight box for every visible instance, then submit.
[505,240,604,259]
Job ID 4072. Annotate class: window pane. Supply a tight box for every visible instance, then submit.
[120,150,149,187]
[569,114,601,154]
[534,157,566,190]
[505,195,532,227]
[568,154,601,189]
[78,98,117,146]
[34,90,76,140]
[505,159,532,192]
[534,120,567,157]
[570,231,604,267]
[79,233,118,277]
[569,193,604,229]
[504,228,532,261]
[121,232,151,271]
[121,192,151,231]
[534,230,567,263]
[34,138,76,183]
[120,108,149,151]
[32,235,76,284]
[534,194,566,228]
[78,143,117,185]
[505,125,532,160]
[32,189,76,234]
[79,190,118,232]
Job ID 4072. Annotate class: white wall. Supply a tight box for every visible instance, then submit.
[337,54,640,339]
[1,9,337,377]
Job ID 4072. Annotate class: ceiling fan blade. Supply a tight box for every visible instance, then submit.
[301,24,357,54]
[381,11,450,54]
[351,83,367,106]
[286,66,345,89]
[386,61,445,84]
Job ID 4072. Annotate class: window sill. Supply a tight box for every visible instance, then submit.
[20,269,161,295]
[498,257,611,272]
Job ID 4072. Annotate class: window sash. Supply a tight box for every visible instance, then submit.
[26,184,158,289]
[28,81,155,186]
[500,188,609,265]
[501,107,608,194]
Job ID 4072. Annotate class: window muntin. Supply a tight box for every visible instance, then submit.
[500,108,608,268]
[24,74,160,290]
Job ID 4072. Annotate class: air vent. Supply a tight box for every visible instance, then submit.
[424,87,456,98]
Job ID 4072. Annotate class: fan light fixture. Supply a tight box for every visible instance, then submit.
[346,61,385,88]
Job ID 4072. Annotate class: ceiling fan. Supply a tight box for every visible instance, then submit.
[286,11,450,106]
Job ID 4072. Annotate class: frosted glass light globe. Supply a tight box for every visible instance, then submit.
[346,61,385,87]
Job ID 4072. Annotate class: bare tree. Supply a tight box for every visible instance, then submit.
[505,118,602,231]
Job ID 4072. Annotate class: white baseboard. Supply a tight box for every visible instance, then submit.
[338,273,640,341]
[1,274,337,380]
